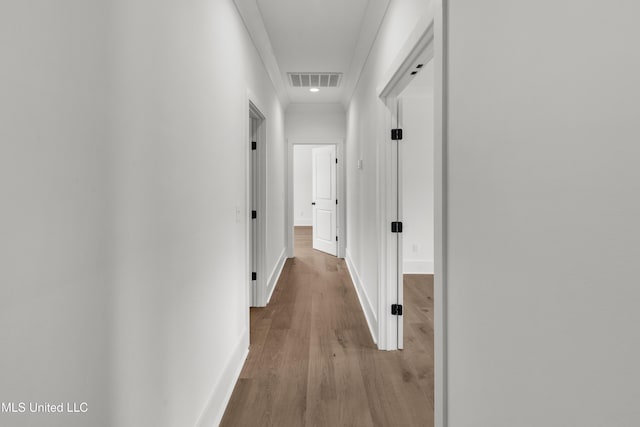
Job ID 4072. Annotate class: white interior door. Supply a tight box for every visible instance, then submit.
[312,145,337,256]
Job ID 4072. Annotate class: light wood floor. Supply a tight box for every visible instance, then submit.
[220,226,434,427]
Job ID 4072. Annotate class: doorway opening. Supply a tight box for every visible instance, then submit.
[396,61,435,350]
[287,139,345,259]
[248,101,267,307]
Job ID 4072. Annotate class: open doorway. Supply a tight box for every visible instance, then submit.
[292,144,339,257]
[398,62,435,351]
[376,5,445,425]
[287,139,345,259]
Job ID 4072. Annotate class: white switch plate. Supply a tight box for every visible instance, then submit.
[357,159,363,169]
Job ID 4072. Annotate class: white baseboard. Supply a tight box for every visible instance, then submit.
[196,328,249,427]
[294,218,312,226]
[266,247,287,305]
[345,249,377,344]
[403,259,434,274]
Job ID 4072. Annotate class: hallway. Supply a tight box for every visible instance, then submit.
[221,227,434,427]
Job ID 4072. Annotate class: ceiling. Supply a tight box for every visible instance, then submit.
[235,0,390,106]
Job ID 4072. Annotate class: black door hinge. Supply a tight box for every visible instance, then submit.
[391,304,403,315]
[251,141,257,150]
[336,236,338,242]
[252,210,257,219]
[391,221,403,233]
[252,272,257,281]
[335,158,338,164]
[391,129,403,140]
[336,199,338,205]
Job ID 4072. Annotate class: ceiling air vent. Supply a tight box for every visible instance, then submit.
[288,72,342,88]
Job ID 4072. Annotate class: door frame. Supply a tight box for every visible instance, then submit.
[286,138,345,259]
[246,94,268,308]
[376,2,447,426]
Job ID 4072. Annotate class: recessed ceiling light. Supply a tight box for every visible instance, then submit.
[309,87,319,93]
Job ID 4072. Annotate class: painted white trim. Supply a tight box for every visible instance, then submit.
[265,248,287,305]
[195,329,249,427]
[403,259,434,274]
[377,96,400,351]
[286,138,346,259]
[345,250,378,344]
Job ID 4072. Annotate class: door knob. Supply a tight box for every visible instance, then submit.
[311,202,316,205]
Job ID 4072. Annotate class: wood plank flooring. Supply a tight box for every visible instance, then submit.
[220,226,434,427]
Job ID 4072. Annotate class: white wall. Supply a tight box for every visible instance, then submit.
[293,146,322,226]
[445,1,640,426]
[285,103,346,140]
[1,0,287,426]
[110,0,286,425]
[345,0,432,343]
[0,1,112,426]
[400,64,434,274]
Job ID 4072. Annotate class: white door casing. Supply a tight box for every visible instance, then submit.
[312,145,337,256]
[247,97,267,307]
[286,139,345,260]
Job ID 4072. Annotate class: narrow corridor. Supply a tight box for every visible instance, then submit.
[221,227,434,426]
